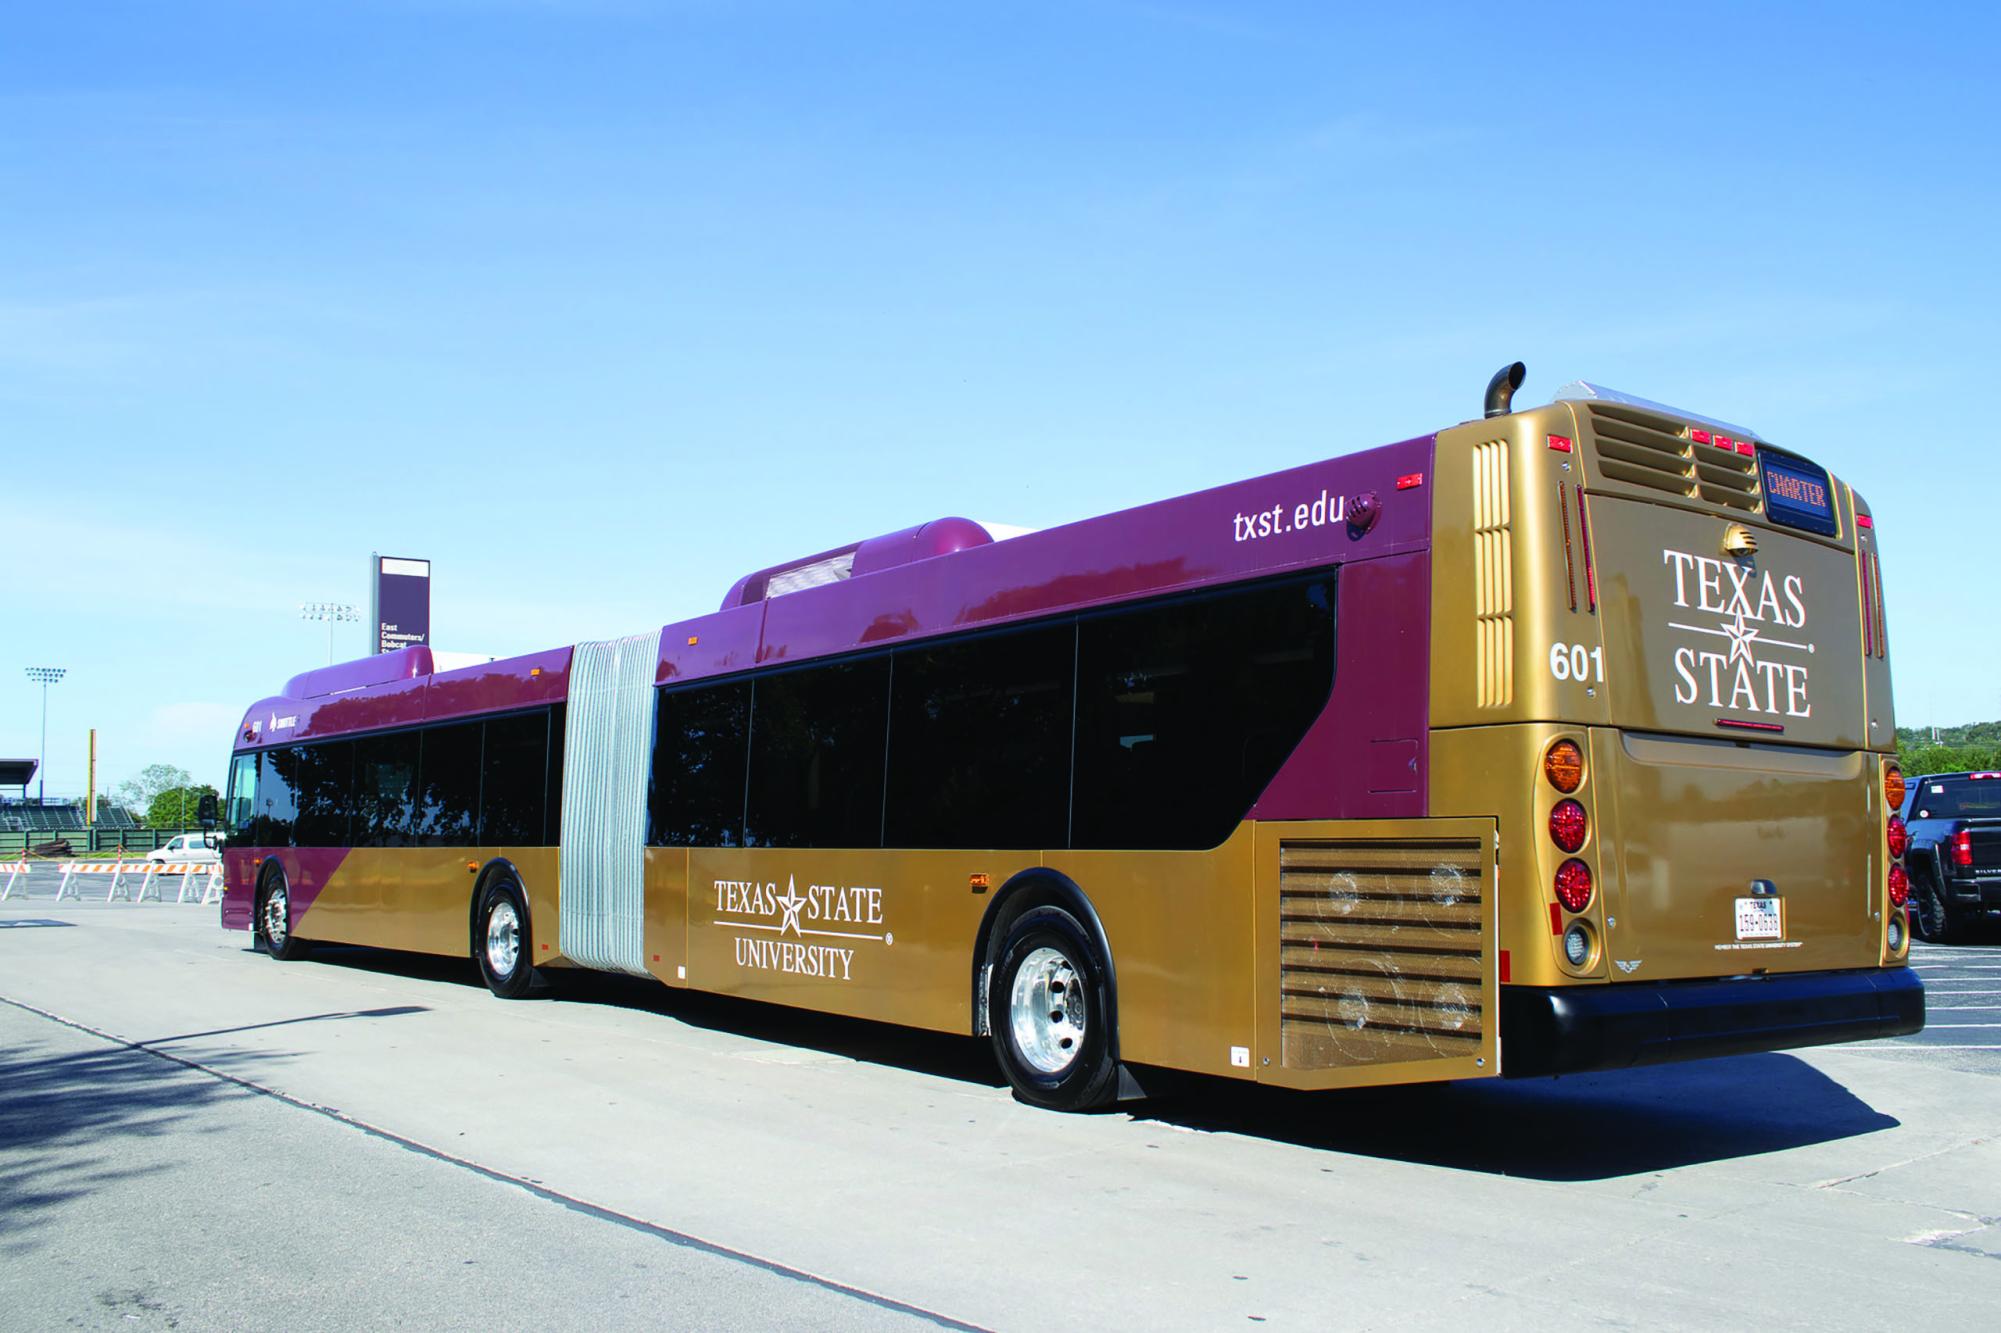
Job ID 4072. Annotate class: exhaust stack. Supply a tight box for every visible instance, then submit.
[1484,362,1526,418]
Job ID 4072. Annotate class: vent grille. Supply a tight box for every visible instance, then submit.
[1585,405,1763,513]
[1278,838,1484,1070]
[1472,439,1513,708]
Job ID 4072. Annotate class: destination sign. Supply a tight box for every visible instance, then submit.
[1759,452,1838,536]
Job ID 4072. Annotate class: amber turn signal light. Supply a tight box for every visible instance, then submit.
[1884,765,1905,810]
[1544,740,1584,793]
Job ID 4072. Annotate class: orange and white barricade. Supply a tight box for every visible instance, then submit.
[52,858,220,904]
[0,861,30,901]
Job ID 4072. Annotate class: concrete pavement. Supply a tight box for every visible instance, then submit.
[2,899,1996,1329]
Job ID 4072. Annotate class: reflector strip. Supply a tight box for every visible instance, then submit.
[1549,902,1563,935]
[1573,484,1597,612]
[1864,548,1880,656]
[1716,718,1785,733]
[1557,483,1577,612]
[1859,551,1875,657]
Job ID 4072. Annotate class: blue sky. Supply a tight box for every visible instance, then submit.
[4,1,1997,796]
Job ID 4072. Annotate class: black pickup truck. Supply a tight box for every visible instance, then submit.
[1901,771,2001,942]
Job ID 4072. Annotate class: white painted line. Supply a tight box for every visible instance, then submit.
[1820,1044,2001,1050]
[1916,988,2001,995]
[1915,1022,2001,1028]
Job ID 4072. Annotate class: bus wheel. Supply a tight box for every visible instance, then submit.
[476,877,540,1000]
[1913,870,1962,944]
[988,906,1118,1112]
[255,867,309,961]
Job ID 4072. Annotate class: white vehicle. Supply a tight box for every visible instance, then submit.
[145,833,218,865]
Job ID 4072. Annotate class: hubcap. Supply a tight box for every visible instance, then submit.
[486,899,521,978]
[262,882,289,947]
[1009,946,1086,1075]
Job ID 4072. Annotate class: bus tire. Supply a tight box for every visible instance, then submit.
[1912,868,1962,944]
[255,865,309,961]
[988,905,1119,1112]
[475,876,540,1000]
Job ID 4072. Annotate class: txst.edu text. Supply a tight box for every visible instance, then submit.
[1232,488,1346,543]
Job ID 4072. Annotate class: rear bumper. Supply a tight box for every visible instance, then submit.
[1499,968,1924,1077]
[1943,874,2001,907]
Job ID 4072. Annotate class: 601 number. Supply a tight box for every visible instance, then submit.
[1548,643,1605,683]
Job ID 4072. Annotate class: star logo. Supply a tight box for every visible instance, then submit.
[1719,611,1762,666]
[776,876,807,938]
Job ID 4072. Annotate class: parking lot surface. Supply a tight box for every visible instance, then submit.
[2,882,1997,1330]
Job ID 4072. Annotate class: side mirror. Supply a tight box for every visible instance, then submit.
[197,792,219,831]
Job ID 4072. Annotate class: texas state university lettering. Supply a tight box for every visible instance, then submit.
[713,874,891,982]
[1662,548,1814,717]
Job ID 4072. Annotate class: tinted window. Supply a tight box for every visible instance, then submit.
[546,704,568,845]
[254,749,298,846]
[885,623,1074,848]
[651,682,750,847]
[417,721,482,847]
[480,711,550,845]
[745,658,890,848]
[1071,574,1337,850]
[290,742,354,847]
[354,731,420,847]
[225,753,258,838]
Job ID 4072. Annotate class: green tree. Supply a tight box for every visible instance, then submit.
[146,783,219,830]
[116,763,192,816]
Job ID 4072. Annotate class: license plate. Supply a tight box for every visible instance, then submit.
[1735,897,1783,940]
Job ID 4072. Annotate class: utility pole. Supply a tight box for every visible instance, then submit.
[299,602,360,665]
[87,728,96,828]
[24,666,64,806]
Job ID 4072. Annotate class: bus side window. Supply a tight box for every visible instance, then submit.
[652,682,750,847]
[255,748,300,847]
[745,657,890,849]
[1071,574,1337,850]
[416,721,482,847]
[354,731,419,847]
[480,712,550,846]
[291,741,355,847]
[884,622,1074,850]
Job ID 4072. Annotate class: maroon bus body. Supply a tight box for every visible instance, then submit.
[224,435,1436,929]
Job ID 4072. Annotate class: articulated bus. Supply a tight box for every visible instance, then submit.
[218,366,1922,1110]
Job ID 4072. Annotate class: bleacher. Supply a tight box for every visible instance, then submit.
[0,797,143,833]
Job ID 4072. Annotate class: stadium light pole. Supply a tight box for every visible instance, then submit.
[25,666,64,806]
[299,602,359,665]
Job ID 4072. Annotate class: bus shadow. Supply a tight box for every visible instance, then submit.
[299,945,1010,1087]
[292,945,1896,1179]
[1128,1053,1899,1180]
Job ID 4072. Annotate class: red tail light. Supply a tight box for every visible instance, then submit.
[1953,830,1974,868]
[1887,864,1910,907]
[1549,800,1588,853]
[1886,816,1909,859]
[1554,859,1594,912]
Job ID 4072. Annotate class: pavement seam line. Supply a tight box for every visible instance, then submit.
[0,991,992,1333]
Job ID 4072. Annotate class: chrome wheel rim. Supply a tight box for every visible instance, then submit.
[1009,946,1085,1075]
[486,899,521,979]
[262,881,289,947]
